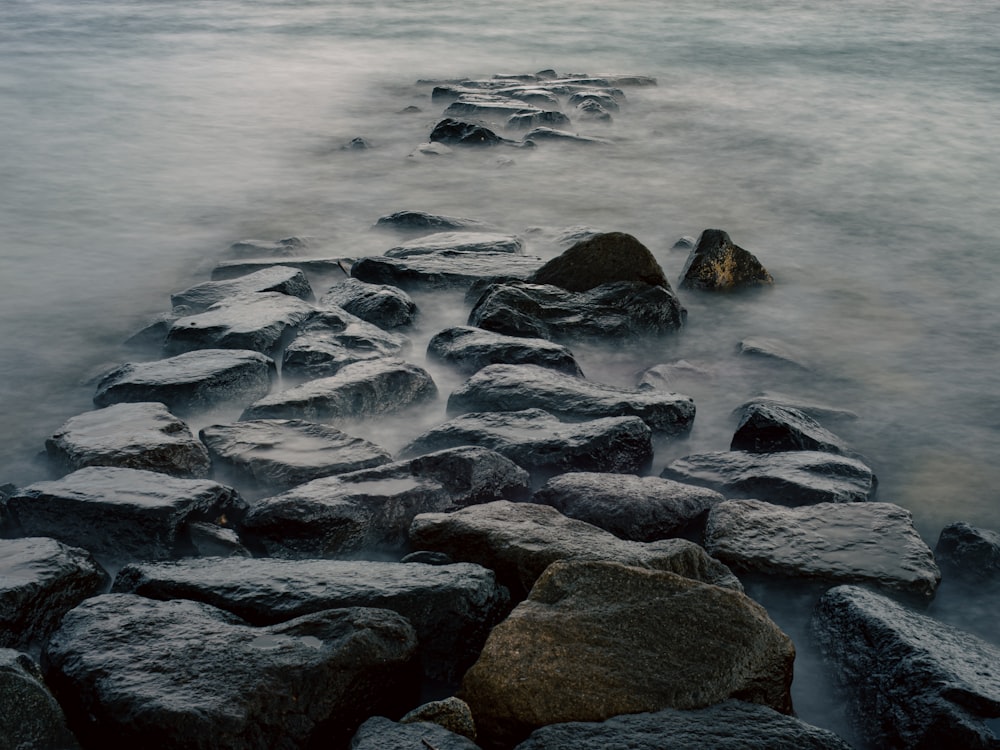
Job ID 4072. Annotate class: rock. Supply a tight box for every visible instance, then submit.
[44,594,419,749]
[661,450,877,505]
[671,235,696,250]
[401,697,477,740]
[448,364,695,435]
[169,266,314,313]
[679,229,773,290]
[401,550,453,565]
[408,141,454,159]
[0,537,107,650]
[736,392,859,423]
[351,716,482,750]
[574,100,613,123]
[113,557,509,683]
[460,560,794,746]
[731,401,852,455]
[7,467,247,562]
[225,236,308,259]
[813,584,1000,749]
[319,278,417,329]
[351,252,542,291]
[443,96,547,122]
[400,409,653,477]
[385,232,523,259]
[187,521,250,557]
[521,127,613,145]
[526,232,668,292]
[636,360,714,391]
[373,210,500,234]
[123,311,178,349]
[532,472,725,541]
[506,110,572,130]
[163,292,315,356]
[0,649,80,750]
[199,419,393,492]
[409,500,741,598]
[430,118,506,146]
[341,136,373,150]
[706,500,941,599]
[210,257,353,282]
[468,281,686,340]
[935,522,1000,581]
[94,349,276,415]
[738,336,813,371]
[427,326,583,377]
[45,402,211,478]
[566,90,621,112]
[513,700,853,750]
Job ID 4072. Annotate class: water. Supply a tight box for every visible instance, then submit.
[2,0,999,743]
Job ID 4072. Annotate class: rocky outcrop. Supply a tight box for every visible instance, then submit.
[280,309,409,380]
[170,265,313,313]
[427,326,583,376]
[319,278,417,329]
[385,232,523,259]
[526,232,668,291]
[935,522,1000,581]
[0,649,80,750]
[351,716,482,750]
[351,252,541,291]
[730,401,852,455]
[678,229,773,290]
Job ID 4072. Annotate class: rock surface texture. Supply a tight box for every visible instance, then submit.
[319,278,417,329]
[350,716,482,750]
[731,401,852,455]
[170,265,313,313]
[935,522,1000,581]
[351,252,542,291]
[0,649,80,750]
[679,229,773,290]
[526,231,669,291]
[427,326,583,377]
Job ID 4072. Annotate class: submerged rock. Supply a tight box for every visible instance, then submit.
[0,649,80,750]
[427,326,583,376]
[430,118,505,146]
[351,716,482,750]
[527,231,668,292]
[319,278,417,329]
[169,265,313,313]
[935,522,1000,581]
[385,232,523,259]
[373,210,500,234]
[679,229,773,290]
[224,236,308,259]
[738,336,813,371]
[730,401,852,455]
[736,391,859,423]
[521,127,613,145]
[351,251,541,291]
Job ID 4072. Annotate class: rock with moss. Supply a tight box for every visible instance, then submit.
[679,229,773,290]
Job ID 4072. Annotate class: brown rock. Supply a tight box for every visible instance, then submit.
[527,232,669,292]
[679,229,773,290]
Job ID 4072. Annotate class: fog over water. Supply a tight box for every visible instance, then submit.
[2,0,999,742]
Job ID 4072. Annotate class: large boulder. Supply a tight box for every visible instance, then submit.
[0,649,80,750]
[678,229,773,290]
[813,584,1000,749]
[319,278,417,329]
[280,309,409,380]
[351,716,481,750]
[385,232,523,259]
[170,265,313,313]
[705,500,941,599]
[526,232,668,292]
[731,401,852,455]
[373,210,500,234]
[427,326,583,377]
[45,402,211,478]
[351,252,541,291]
[460,560,795,747]
[447,364,695,435]
[935,522,1000,581]
[43,594,419,749]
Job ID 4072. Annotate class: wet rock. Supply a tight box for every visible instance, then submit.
[736,391,859,423]
[44,594,419,750]
[351,716,481,750]
[408,141,454,159]
[506,110,572,130]
[401,696,478,740]
[113,557,509,683]
[443,96,547,122]
[813,584,1000,749]
[738,336,813,371]
[513,700,853,750]
[498,88,561,107]
[731,401,852,455]
[123,311,178,349]
[679,229,773,290]
[210,256,353,282]
[566,90,621,111]
[574,100,613,123]
[341,136,373,150]
[242,357,436,422]
[427,326,583,377]
[460,560,794,747]
[320,278,417,329]
[671,235,696,250]
[0,537,107,650]
[661,450,877,505]
[373,210,500,234]
[430,118,506,146]
[170,265,314,313]
[351,251,541,291]
[532,472,725,541]
[401,550,453,565]
[225,236,308,259]
[385,232,523,259]
[94,349,275,415]
[199,419,392,492]
[409,500,741,598]
[521,127,613,145]
[706,500,941,599]
[187,521,250,557]
[636,360,714,391]
[0,649,80,750]
[400,409,653,476]
[448,364,694,435]
[935,522,1000,581]
[552,225,601,247]
[7,467,247,562]
[45,402,211,478]
[527,232,668,292]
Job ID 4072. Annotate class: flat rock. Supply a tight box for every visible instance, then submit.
[351,252,541,291]
[210,257,353,282]
[0,537,107,650]
[351,716,481,750]
[385,232,523,259]
[427,326,583,377]
[170,265,313,313]
[814,584,1000,749]
[521,127,613,145]
[199,419,392,492]
[661,450,878,505]
[7,467,247,562]
[46,402,211,478]
[935,522,1000,581]
[373,210,500,234]
[738,336,813,371]
[44,594,419,749]
[0,649,80,750]
[679,229,773,290]
[224,236,308,259]
[408,500,741,598]
[705,500,941,599]
[731,401,852,455]
[737,391,859,423]
[113,557,509,683]
[460,560,794,747]
[447,364,695,435]
[241,357,437,422]
[94,349,276,415]
[532,472,725,541]
[400,408,654,476]
[319,278,417,329]
[527,232,668,292]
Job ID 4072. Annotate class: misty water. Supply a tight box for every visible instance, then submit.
[2,0,999,744]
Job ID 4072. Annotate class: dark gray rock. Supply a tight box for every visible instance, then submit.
[506,110,572,130]
[443,96,546,122]
[351,252,541,291]
[0,649,80,750]
[210,257,353,282]
[738,337,813,371]
[527,232,669,292]
[448,364,694,435]
[94,349,276,415]
[679,229,774,290]
[532,472,725,541]
[497,87,561,107]
[320,278,417,329]
[170,266,314,313]
[341,136,373,150]
[385,232,523,259]
[351,716,481,750]
[731,401,852,455]
[427,326,583,377]
[373,210,500,234]
[400,696,477,740]
[187,521,250,558]
[736,392,859,423]
[430,118,505,146]
[566,90,621,112]
[814,584,1000,750]
[636,360,716,391]
[574,100,613,123]
[123,311,178,350]
[281,309,409,380]
[224,236,308,259]
[513,701,853,750]
[7,467,247,562]
[0,537,107,650]
[46,402,211,478]
[400,550,453,565]
[705,500,941,599]
[661,450,877,505]
[521,127,613,145]
[44,594,419,749]
[199,419,393,492]
[936,522,1000,581]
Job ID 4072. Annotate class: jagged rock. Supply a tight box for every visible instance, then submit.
[113,557,509,683]
[401,697,477,740]
[736,392,859,423]
[661,450,877,505]
[527,232,668,292]
[705,500,941,599]
[448,364,695,435]
[45,402,211,478]
[44,594,419,749]
[400,409,653,476]
[210,257,353,282]
[93,349,276,415]
[532,472,725,541]
[241,357,436,422]
[408,500,741,598]
[738,337,813,371]
[281,309,409,379]
[351,252,541,291]
[460,560,794,747]
[0,537,107,650]
[373,210,500,234]
[731,401,852,455]
[430,118,505,146]
[427,326,583,377]
[0,649,80,750]
[319,278,417,329]
[7,467,247,562]
[385,232,523,259]
[513,700,853,750]
[199,419,392,492]
[170,266,313,313]
[813,584,1000,749]
[351,716,481,750]
[935,522,1000,581]
[224,236,308,259]
[679,229,773,290]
